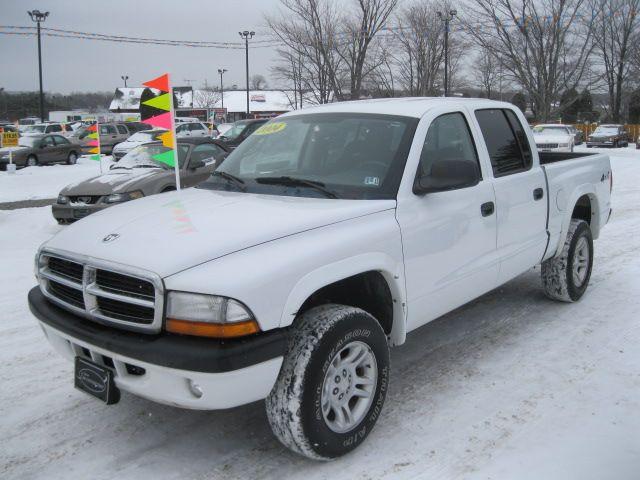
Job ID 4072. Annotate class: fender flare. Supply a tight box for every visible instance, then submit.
[279,252,408,346]
[554,185,600,257]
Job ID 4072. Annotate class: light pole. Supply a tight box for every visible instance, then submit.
[121,75,129,87]
[238,31,255,117]
[218,68,227,112]
[28,9,49,122]
[437,8,457,97]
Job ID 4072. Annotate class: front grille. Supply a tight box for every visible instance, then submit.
[49,280,84,308]
[537,143,559,149]
[48,256,83,283]
[96,269,155,300]
[38,251,163,333]
[97,297,154,324]
[68,195,101,205]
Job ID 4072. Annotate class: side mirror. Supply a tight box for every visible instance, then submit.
[189,158,206,170]
[413,160,480,195]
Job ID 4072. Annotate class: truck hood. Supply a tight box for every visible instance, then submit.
[60,169,167,195]
[43,188,395,277]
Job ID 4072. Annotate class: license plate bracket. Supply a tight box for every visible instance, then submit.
[74,356,120,405]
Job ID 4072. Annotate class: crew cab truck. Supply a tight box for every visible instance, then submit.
[28,98,612,460]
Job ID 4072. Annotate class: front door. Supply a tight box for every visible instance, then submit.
[397,111,499,331]
[182,144,222,187]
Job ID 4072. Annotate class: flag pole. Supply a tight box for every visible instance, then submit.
[97,120,103,174]
[168,75,181,193]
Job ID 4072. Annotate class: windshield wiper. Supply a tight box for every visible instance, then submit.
[133,164,164,169]
[212,170,246,190]
[255,176,339,199]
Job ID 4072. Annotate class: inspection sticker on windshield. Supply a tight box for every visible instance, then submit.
[254,122,287,135]
[364,176,380,186]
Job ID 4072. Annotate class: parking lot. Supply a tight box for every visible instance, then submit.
[2,146,640,479]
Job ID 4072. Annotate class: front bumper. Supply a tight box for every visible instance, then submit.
[29,287,286,409]
[52,202,109,223]
[586,140,615,147]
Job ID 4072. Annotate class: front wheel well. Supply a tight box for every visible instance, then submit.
[572,194,592,225]
[297,271,394,335]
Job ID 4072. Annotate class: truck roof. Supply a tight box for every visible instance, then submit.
[284,97,518,119]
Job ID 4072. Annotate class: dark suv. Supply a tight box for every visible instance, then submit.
[217,119,268,150]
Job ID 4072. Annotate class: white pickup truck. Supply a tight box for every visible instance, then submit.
[29,98,612,460]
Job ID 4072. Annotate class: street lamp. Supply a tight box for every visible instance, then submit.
[27,9,49,122]
[218,68,227,113]
[121,75,129,87]
[238,31,255,117]
[437,8,457,97]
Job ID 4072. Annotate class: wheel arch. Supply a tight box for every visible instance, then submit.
[554,187,600,257]
[281,253,407,346]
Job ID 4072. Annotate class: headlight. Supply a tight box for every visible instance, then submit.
[165,291,260,338]
[558,143,569,148]
[104,190,144,203]
[57,194,68,204]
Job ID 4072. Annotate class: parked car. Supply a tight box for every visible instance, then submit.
[73,122,132,154]
[0,134,81,169]
[112,129,167,161]
[586,124,630,148]
[175,116,201,124]
[636,134,640,149]
[29,98,612,460]
[216,122,233,137]
[18,117,40,129]
[0,124,19,134]
[175,121,211,139]
[532,124,575,152]
[52,137,229,224]
[21,123,65,136]
[216,118,268,150]
[124,121,153,133]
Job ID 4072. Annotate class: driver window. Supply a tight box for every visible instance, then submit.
[418,112,479,179]
[189,144,218,166]
[41,136,56,147]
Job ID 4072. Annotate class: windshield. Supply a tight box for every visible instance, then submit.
[222,121,251,140]
[115,144,189,169]
[18,137,39,147]
[24,125,46,133]
[128,131,163,143]
[593,126,620,136]
[533,126,569,135]
[200,113,418,200]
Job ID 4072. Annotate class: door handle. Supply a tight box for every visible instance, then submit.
[481,201,495,217]
[533,188,544,200]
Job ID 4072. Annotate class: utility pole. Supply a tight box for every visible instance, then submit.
[239,31,255,117]
[218,68,227,111]
[28,10,49,122]
[437,8,457,97]
[121,75,129,87]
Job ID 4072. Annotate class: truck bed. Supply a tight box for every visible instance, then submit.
[539,151,599,165]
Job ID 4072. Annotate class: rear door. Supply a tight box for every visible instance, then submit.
[38,135,59,163]
[100,125,118,150]
[473,108,548,283]
[52,135,72,162]
[115,124,129,143]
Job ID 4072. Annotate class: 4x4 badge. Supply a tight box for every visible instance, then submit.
[102,233,120,243]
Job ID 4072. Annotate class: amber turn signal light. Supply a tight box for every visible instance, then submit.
[166,318,260,338]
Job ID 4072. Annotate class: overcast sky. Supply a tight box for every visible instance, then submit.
[0,0,283,94]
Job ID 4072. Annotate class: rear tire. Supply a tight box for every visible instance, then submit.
[26,155,38,167]
[541,219,593,302]
[266,304,390,460]
[67,151,78,165]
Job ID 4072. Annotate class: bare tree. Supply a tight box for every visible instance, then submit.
[474,44,501,98]
[393,1,445,96]
[250,74,268,90]
[589,0,640,122]
[193,88,221,110]
[465,0,594,121]
[336,0,400,99]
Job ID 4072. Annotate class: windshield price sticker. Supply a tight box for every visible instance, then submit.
[1,132,19,147]
[254,122,287,136]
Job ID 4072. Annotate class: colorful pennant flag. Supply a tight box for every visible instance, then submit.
[140,72,180,190]
[86,122,102,162]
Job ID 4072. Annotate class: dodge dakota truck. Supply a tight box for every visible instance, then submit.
[29,98,612,460]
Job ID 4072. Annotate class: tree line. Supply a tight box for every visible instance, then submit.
[267,0,640,123]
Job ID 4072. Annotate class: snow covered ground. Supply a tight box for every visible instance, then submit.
[0,156,113,203]
[1,147,640,479]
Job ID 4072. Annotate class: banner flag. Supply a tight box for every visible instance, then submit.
[142,93,171,111]
[142,112,173,130]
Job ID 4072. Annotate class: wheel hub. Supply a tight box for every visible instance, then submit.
[572,236,590,287]
[321,340,377,433]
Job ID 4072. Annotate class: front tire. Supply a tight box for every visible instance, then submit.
[541,219,593,302]
[266,304,390,460]
[67,151,78,165]
[26,155,38,167]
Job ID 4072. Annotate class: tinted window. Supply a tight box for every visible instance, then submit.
[100,125,116,135]
[418,112,479,180]
[504,110,532,168]
[41,136,56,147]
[189,144,219,165]
[475,109,528,176]
[48,124,62,132]
[116,125,128,134]
[52,135,69,145]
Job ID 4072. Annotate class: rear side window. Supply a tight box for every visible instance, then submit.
[53,135,69,145]
[190,123,205,131]
[475,109,531,177]
[116,125,128,134]
[100,125,116,135]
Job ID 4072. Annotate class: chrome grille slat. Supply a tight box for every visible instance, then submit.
[38,250,164,334]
